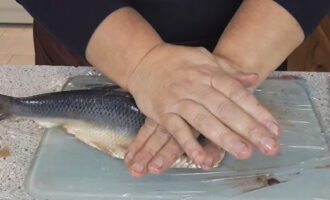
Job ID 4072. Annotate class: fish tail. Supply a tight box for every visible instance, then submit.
[0,94,13,120]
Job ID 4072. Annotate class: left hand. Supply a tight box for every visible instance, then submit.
[125,118,228,177]
[124,56,265,178]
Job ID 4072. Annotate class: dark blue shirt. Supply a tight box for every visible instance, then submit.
[17,0,330,58]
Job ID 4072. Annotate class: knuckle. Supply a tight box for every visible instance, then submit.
[163,114,177,128]
[211,73,230,89]
[215,100,234,118]
[195,66,212,77]
[195,68,212,80]
[169,123,184,138]
[140,146,157,158]
[182,67,212,84]
[156,127,171,140]
[181,138,197,151]
[157,126,168,135]
[143,118,157,129]
[211,130,229,146]
[228,89,250,103]
[176,99,194,114]
[191,113,209,130]
[162,114,189,140]
[167,81,187,98]
[182,73,196,85]
[168,68,195,87]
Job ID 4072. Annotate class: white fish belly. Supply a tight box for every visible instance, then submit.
[34,118,225,168]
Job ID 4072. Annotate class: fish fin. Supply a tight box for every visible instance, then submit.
[171,151,225,169]
[62,123,128,160]
[91,142,126,159]
[102,87,133,98]
[171,154,199,168]
[91,85,121,91]
[0,94,13,121]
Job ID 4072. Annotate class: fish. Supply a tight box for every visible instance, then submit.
[0,87,224,168]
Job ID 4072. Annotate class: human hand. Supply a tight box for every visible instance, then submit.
[124,70,260,177]
[124,63,265,177]
[126,43,280,177]
[125,118,227,177]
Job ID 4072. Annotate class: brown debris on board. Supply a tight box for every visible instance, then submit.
[229,175,283,194]
[243,175,281,193]
[242,176,282,193]
[267,178,281,186]
[0,146,11,158]
[314,164,330,169]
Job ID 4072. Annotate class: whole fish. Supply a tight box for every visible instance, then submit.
[0,87,224,168]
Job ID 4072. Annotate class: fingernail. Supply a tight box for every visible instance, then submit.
[149,166,161,175]
[233,142,249,157]
[131,163,144,173]
[151,157,163,169]
[192,150,204,164]
[201,165,212,170]
[261,137,277,152]
[202,156,213,169]
[125,152,134,163]
[265,121,280,136]
[192,150,199,158]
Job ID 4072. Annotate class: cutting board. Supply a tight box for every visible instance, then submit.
[25,76,330,199]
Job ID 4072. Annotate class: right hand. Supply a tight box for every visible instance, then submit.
[126,43,280,171]
[124,69,262,177]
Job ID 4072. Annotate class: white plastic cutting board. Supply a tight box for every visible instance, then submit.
[25,77,330,199]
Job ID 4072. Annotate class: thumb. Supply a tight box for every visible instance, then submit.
[231,72,259,88]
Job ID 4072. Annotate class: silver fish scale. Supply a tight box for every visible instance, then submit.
[11,89,146,136]
[2,88,224,169]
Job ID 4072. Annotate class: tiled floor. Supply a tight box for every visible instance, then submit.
[0,24,35,65]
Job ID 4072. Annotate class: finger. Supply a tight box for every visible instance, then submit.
[201,139,226,169]
[148,138,183,175]
[162,113,207,166]
[128,126,170,178]
[124,118,157,164]
[189,86,278,155]
[212,73,281,136]
[173,99,252,159]
[147,128,202,174]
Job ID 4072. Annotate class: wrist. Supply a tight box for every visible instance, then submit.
[213,42,273,84]
[213,0,304,84]
[86,7,164,89]
[126,42,175,94]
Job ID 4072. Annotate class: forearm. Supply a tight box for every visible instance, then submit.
[18,0,163,89]
[214,0,305,85]
[86,7,163,89]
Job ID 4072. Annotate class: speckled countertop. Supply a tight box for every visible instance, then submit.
[0,65,329,200]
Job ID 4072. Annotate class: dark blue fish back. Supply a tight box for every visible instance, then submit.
[11,89,146,134]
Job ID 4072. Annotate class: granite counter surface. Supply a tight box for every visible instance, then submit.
[0,65,329,200]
